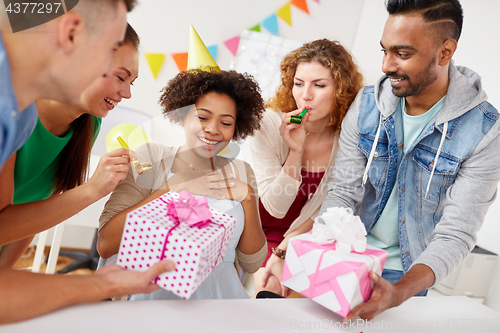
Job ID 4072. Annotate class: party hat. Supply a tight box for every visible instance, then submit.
[187,24,221,72]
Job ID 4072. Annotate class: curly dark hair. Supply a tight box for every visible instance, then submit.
[159,68,265,141]
[267,39,363,134]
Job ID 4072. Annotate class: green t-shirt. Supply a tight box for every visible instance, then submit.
[13,116,102,204]
[367,96,445,271]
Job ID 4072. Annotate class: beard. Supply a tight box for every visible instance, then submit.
[388,56,439,98]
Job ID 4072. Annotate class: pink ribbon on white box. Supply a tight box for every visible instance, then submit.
[281,207,387,317]
[285,236,384,317]
[301,241,378,305]
[155,190,227,283]
[309,207,373,299]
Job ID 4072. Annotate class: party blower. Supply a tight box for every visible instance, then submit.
[290,108,308,124]
[117,136,152,174]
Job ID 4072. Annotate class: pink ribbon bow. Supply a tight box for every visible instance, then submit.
[155,191,224,284]
[166,190,212,228]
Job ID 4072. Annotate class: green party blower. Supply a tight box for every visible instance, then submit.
[290,108,308,124]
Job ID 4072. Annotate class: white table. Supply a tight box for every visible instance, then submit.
[2,296,499,333]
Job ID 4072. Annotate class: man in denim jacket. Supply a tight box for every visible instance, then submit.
[319,0,500,321]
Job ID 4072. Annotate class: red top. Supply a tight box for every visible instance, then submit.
[259,169,325,266]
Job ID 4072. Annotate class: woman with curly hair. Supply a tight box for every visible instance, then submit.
[250,39,364,296]
[97,68,267,300]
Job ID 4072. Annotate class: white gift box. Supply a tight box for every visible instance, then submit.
[116,191,235,299]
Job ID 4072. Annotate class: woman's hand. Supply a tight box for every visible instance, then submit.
[260,219,314,296]
[279,107,310,154]
[167,167,236,200]
[218,176,253,203]
[207,169,254,202]
[262,252,291,297]
[84,148,131,200]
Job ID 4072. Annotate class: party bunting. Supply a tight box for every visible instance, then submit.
[207,45,218,61]
[249,23,261,32]
[276,3,292,26]
[224,36,241,56]
[144,53,166,79]
[172,52,188,72]
[160,1,319,74]
[291,0,309,14]
[261,13,279,35]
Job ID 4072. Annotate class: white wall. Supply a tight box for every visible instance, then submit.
[123,0,365,118]
[122,0,500,127]
[61,1,500,257]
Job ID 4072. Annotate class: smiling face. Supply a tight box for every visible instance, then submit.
[380,14,442,98]
[79,43,139,118]
[58,2,128,105]
[181,92,237,159]
[292,61,335,123]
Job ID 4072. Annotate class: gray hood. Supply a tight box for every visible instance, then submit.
[373,60,488,124]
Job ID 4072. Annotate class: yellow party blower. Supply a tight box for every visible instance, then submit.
[117,136,152,174]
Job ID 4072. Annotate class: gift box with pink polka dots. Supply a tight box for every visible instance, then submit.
[116,191,236,299]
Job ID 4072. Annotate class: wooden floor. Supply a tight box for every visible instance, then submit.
[14,246,94,275]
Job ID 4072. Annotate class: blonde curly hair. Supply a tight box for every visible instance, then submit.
[267,39,363,133]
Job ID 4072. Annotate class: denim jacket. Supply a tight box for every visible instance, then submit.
[320,62,500,285]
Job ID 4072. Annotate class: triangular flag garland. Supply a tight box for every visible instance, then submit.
[276,3,292,26]
[207,45,218,61]
[291,0,309,14]
[147,1,319,75]
[261,13,279,35]
[144,53,166,79]
[224,36,241,56]
[249,23,261,32]
[172,52,189,72]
